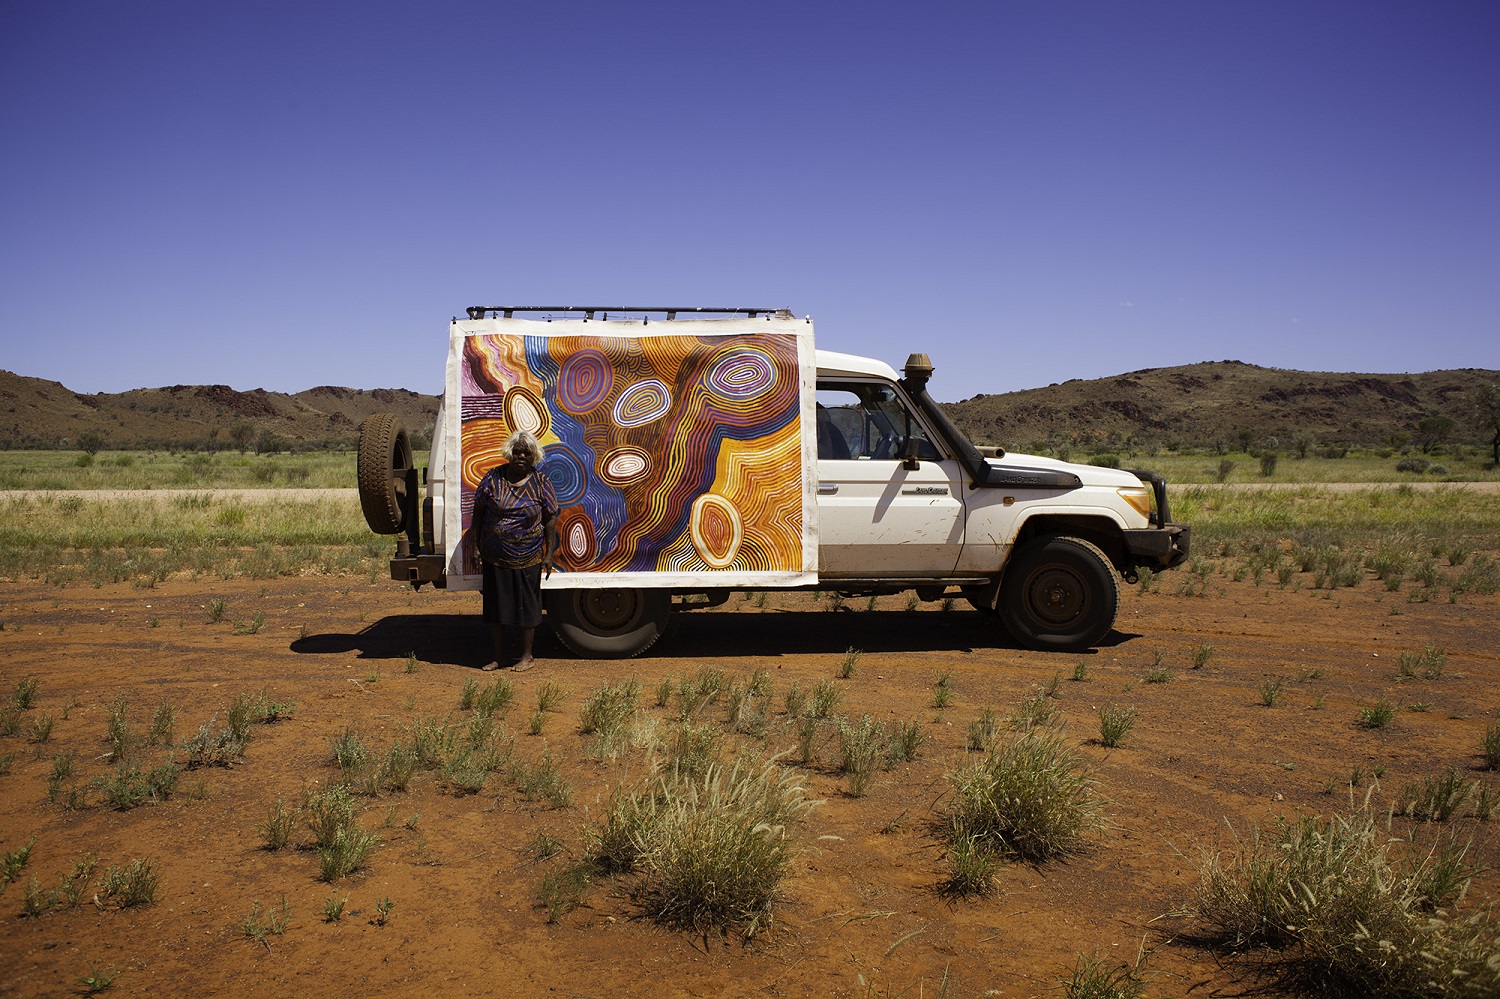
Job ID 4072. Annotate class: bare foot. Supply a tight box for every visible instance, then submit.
[480,661,502,672]
[511,657,536,673]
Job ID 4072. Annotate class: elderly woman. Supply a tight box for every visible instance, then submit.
[471,429,559,671]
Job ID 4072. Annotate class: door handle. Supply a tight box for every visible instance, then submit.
[817,484,838,495]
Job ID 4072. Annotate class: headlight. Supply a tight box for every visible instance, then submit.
[1116,486,1152,520]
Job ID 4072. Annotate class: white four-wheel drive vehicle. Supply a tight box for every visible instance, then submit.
[357,307,1189,657]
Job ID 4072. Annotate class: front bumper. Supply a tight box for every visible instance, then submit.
[1123,525,1191,569]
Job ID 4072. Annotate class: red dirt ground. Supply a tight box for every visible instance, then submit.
[1,571,1496,998]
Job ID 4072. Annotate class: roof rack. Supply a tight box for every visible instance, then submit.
[464,306,795,321]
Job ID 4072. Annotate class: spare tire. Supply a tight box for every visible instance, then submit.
[358,413,412,534]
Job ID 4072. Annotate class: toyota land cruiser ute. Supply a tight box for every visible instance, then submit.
[357,307,1190,657]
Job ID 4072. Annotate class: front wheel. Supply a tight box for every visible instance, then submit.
[545,588,671,659]
[999,536,1119,652]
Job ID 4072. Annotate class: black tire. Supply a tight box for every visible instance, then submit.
[999,536,1119,652]
[545,588,671,659]
[357,413,413,535]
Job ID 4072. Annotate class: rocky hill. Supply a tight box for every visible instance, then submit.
[2,360,1495,453]
[942,360,1497,452]
[0,370,439,451]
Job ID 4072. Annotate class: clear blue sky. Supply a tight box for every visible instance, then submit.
[2,1,1496,403]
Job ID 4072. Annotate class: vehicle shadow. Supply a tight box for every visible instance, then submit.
[290,610,1140,665]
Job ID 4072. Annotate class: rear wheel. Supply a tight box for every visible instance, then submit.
[999,536,1119,651]
[357,414,412,535]
[546,588,671,658]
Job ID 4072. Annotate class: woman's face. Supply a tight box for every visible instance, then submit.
[509,443,536,472]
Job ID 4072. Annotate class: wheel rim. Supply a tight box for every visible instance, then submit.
[577,589,642,634]
[1023,565,1089,626]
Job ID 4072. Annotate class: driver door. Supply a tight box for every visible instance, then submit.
[815,381,966,578]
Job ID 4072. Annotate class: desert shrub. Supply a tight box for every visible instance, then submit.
[1258,452,1278,477]
[588,755,816,936]
[1396,456,1429,474]
[1189,801,1498,996]
[1088,454,1120,468]
[180,716,248,767]
[947,728,1102,864]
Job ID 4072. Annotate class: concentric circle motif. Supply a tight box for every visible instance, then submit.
[539,445,588,506]
[503,386,550,438]
[557,350,614,415]
[704,347,776,401]
[460,420,510,488]
[690,493,743,570]
[557,508,597,568]
[612,378,671,428]
[597,446,652,488]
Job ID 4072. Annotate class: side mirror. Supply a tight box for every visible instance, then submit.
[902,437,920,471]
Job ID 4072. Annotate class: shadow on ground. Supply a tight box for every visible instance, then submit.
[290,609,1140,665]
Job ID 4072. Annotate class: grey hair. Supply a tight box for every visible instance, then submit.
[502,429,545,463]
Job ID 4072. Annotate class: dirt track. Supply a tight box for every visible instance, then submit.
[1,572,1497,997]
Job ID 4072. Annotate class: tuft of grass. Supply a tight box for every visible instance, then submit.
[1097,705,1137,748]
[1257,679,1284,707]
[97,857,158,908]
[1400,769,1476,822]
[943,830,1000,898]
[93,761,179,809]
[782,681,807,719]
[242,895,291,941]
[1071,661,1091,682]
[28,713,54,744]
[947,728,1103,864]
[1011,691,1058,730]
[838,647,861,679]
[106,696,133,763]
[1483,723,1500,771]
[207,597,226,622]
[2,836,36,889]
[328,727,368,771]
[374,896,394,926]
[538,861,594,923]
[180,715,248,768]
[1189,799,1497,996]
[1143,664,1173,684]
[260,797,298,850]
[322,892,347,922]
[1191,643,1215,669]
[809,679,840,719]
[78,961,116,994]
[1359,696,1398,730]
[536,680,568,713]
[403,651,420,674]
[148,700,175,746]
[318,825,379,881]
[968,708,1000,752]
[930,672,954,709]
[836,715,886,797]
[1059,952,1148,999]
[472,677,514,718]
[592,755,816,937]
[508,752,572,808]
[14,675,42,710]
[579,678,640,751]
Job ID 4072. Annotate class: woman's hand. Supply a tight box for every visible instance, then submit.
[542,557,555,580]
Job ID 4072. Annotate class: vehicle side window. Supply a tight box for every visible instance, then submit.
[815,383,943,461]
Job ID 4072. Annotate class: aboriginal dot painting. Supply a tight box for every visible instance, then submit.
[454,323,814,583]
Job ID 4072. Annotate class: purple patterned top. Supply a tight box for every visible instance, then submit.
[473,467,558,569]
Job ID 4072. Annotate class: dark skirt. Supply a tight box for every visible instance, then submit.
[481,562,545,628]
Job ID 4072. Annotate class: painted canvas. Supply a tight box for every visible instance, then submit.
[446,317,817,588]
